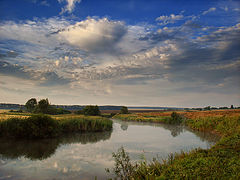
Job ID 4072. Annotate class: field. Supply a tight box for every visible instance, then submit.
[110,109,240,179]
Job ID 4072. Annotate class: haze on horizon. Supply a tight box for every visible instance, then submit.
[0,0,240,107]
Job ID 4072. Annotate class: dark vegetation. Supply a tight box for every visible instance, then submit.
[120,106,129,114]
[107,112,240,179]
[82,105,101,116]
[25,98,71,115]
[74,105,101,116]
[0,114,112,139]
[113,112,183,125]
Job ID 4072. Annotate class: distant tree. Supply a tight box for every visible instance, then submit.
[25,98,37,112]
[219,107,228,109]
[204,106,211,111]
[83,105,101,116]
[231,105,234,109]
[37,98,50,114]
[74,110,83,115]
[120,106,129,114]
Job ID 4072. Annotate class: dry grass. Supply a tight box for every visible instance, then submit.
[133,109,240,119]
[183,109,240,119]
[0,114,30,121]
[0,109,10,113]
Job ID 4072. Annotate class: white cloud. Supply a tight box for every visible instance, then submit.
[58,17,127,53]
[202,7,216,15]
[58,0,81,14]
[156,14,184,25]
[0,14,240,106]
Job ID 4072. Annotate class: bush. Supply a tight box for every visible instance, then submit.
[46,107,71,115]
[169,112,183,124]
[120,106,129,114]
[0,115,60,138]
[83,105,101,116]
[24,115,61,138]
[106,147,136,179]
[74,110,83,115]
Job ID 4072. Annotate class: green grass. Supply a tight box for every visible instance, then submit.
[113,112,184,124]
[108,114,240,179]
[113,114,172,123]
[0,114,113,139]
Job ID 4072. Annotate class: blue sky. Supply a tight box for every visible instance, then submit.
[0,0,240,107]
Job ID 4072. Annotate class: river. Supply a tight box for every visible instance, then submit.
[0,119,219,180]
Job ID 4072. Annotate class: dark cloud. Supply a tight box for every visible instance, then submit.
[0,61,30,79]
[0,61,71,87]
[39,71,71,86]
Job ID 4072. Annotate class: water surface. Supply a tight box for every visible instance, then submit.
[0,119,219,180]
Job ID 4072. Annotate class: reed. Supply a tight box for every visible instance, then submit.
[0,114,113,139]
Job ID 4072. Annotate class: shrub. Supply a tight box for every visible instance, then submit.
[24,115,61,138]
[83,105,101,116]
[0,114,60,138]
[74,110,83,114]
[120,106,129,114]
[169,112,183,124]
[106,147,136,179]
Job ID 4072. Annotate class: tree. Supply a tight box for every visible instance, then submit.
[37,99,50,114]
[25,98,37,112]
[83,105,101,116]
[204,106,211,111]
[120,106,129,114]
[231,105,234,109]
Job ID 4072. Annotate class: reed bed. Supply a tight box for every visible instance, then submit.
[0,114,112,139]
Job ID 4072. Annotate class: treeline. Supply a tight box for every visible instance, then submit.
[0,103,123,111]
[25,98,71,115]
[25,98,102,116]
[187,105,239,111]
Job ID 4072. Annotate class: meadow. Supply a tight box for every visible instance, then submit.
[109,109,240,179]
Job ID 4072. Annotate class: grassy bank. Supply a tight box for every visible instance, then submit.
[108,110,240,179]
[0,114,113,139]
[113,112,184,124]
[113,114,171,123]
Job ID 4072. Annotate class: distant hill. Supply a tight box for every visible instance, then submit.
[128,107,184,110]
[0,103,184,111]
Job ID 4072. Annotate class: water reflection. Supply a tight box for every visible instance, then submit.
[0,131,112,161]
[115,119,219,144]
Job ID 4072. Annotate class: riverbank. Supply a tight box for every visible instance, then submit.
[0,114,113,138]
[109,110,240,179]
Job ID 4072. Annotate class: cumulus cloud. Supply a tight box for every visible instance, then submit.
[156,14,184,25]
[0,9,239,106]
[58,17,127,53]
[58,0,81,14]
[202,7,216,15]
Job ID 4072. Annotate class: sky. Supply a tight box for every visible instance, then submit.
[0,0,240,107]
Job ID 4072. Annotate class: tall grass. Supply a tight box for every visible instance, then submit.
[0,114,112,139]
